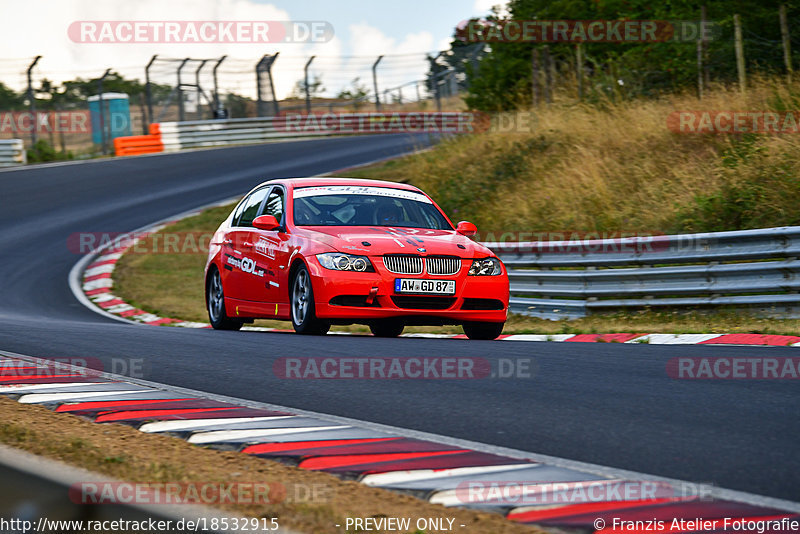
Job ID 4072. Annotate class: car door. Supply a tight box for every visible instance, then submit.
[249,185,289,307]
[222,186,270,301]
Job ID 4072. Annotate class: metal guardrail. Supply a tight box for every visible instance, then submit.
[0,139,26,167]
[483,226,800,319]
[151,113,468,152]
[0,444,243,532]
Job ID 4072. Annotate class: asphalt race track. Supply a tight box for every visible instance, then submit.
[0,134,797,502]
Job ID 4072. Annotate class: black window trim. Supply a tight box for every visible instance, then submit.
[233,185,271,228]
[259,184,287,231]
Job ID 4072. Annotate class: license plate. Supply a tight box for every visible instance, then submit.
[394,278,456,295]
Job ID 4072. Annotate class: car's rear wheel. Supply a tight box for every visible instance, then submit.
[291,264,330,335]
[463,321,504,340]
[369,321,404,338]
[207,268,243,331]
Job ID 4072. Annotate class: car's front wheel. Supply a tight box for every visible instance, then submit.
[207,268,243,331]
[291,264,330,335]
[463,321,504,340]
[369,321,404,338]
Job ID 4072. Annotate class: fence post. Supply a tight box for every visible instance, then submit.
[194,60,207,120]
[212,55,226,115]
[144,55,157,132]
[780,4,793,83]
[256,53,279,117]
[531,48,540,107]
[543,45,552,104]
[97,68,111,155]
[734,14,746,92]
[576,44,584,101]
[372,55,383,111]
[696,35,704,98]
[176,58,190,121]
[26,55,41,149]
[304,55,315,114]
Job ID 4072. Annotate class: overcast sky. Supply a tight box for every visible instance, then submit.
[0,0,503,99]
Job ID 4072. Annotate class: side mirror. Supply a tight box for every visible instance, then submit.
[253,215,280,231]
[456,220,477,236]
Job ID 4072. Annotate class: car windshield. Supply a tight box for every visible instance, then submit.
[292,186,452,229]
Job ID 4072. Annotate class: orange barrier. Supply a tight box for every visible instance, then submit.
[113,129,163,156]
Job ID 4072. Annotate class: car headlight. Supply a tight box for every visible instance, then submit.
[317,253,375,272]
[468,257,502,276]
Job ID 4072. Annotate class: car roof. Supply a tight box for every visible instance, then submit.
[259,177,423,193]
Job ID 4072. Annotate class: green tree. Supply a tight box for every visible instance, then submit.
[336,78,370,109]
[0,82,24,110]
[290,75,325,99]
[456,0,800,111]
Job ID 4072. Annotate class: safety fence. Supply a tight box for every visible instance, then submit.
[0,139,26,167]
[485,227,800,319]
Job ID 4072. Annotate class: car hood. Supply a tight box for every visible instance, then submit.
[297,226,492,257]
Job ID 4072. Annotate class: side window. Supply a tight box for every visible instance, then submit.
[234,187,269,227]
[263,188,284,223]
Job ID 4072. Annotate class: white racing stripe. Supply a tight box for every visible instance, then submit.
[0,382,110,392]
[18,390,146,404]
[83,264,115,277]
[139,416,294,433]
[361,464,534,487]
[429,478,627,507]
[188,426,348,444]
[626,334,723,344]
[502,334,576,342]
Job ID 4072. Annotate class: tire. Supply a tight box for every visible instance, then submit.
[207,267,243,331]
[291,264,330,335]
[369,321,404,338]
[463,321,504,340]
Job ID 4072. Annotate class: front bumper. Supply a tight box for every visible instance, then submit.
[307,256,509,324]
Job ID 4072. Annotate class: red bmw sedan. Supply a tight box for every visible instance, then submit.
[204,177,509,339]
